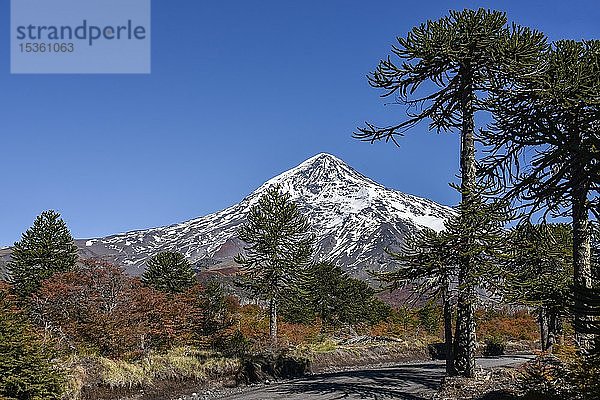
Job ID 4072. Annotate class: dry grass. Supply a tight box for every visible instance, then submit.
[61,347,240,399]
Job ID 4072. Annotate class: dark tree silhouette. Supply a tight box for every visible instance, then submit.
[355,8,546,376]
[483,40,600,347]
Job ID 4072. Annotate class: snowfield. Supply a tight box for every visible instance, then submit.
[77,153,454,278]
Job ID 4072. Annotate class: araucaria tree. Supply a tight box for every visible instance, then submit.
[355,8,545,376]
[501,223,573,352]
[383,187,507,377]
[142,251,197,294]
[7,210,78,297]
[483,40,600,346]
[381,227,458,376]
[282,261,391,327]
[235,185,315,342]
[0,289,64,399]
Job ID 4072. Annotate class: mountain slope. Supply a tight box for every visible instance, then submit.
[78,153,453,278]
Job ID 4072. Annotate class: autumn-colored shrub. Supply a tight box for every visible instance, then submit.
[233,304,324,350]
[29,259,204,358]
[236,304,269,344]
[476,308,538,341]
[369,306,430,339]
[279,320,322,346]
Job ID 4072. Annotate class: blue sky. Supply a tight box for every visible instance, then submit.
[1,0,598,246]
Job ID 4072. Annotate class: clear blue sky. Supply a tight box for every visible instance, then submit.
[1,0,598,246]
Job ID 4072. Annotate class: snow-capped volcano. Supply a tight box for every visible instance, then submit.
[77,153,453,278]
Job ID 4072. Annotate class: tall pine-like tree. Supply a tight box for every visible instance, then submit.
[383,185,507,376]
[0,290,65,399]
[381,228,458,376]
[501,223,573,352]
[141,251,196,294]
[355,8,546,376]
[7,210,78,297]
[235,185,315,343]
[282,261,390,327]
[483,40,600,347]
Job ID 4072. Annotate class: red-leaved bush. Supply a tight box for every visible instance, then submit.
[29,259,205,358]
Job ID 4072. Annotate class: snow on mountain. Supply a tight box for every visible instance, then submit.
[77,153,453,278]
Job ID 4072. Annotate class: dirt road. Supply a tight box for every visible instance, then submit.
[215,355,532,400]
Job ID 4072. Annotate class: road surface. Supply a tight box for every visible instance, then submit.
[216,355,532,400]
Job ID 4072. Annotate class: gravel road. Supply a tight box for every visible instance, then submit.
[209,355,533,400]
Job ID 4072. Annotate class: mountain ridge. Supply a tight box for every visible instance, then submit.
[76,153,453,278]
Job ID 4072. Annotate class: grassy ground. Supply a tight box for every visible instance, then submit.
[61,347,240,400]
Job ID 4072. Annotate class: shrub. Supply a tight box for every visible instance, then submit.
[142,251,196,294]
[417,302,441,335]
[482,336,506,357]
[518,355,576,399]
[29,259,204,357]
[0,289,65,399]
[427,342,447,360]
[238,351,310,384]
[476,308,538,341]
[214,330,253,359]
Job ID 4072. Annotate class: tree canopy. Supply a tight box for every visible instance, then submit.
[7,210,78,297]
[142,251,197,294]
[235,185,315,341]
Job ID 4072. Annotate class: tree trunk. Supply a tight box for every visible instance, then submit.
[443,286,456,376]
[572,151,593,349]
[454,65,477,378]
[454,271,477,377]
[539,307,548,352]
[269,298,278,343]
[546,308,562,353]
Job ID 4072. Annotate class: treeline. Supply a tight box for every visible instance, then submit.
[0,206,391,399]
[356,6,599,388]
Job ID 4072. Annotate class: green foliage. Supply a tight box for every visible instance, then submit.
[382,227,456,299]
[199,279,236,337]
[482,336,506,357]
[235,186,315,302]
[7,210,78,297]
[482,39,600,341]
[502,223,573,308]
[443,186,509,287]
[142,251,196,294]
[484,40,600,215]
[417,302,441,335]
[214,330,253,359]
[0,292,64,400]
[281,262,391,327]
[355,8,546,142]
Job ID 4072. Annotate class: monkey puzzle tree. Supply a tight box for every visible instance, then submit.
[502,223,573,352]
[7,210,78,297]
[355,8,546,376]
[0,290,65,399]
[235,186,315,343]
[142,251,196,294]
[483,40,600,346]
[381,227,458,376]
[383,186,507,377]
